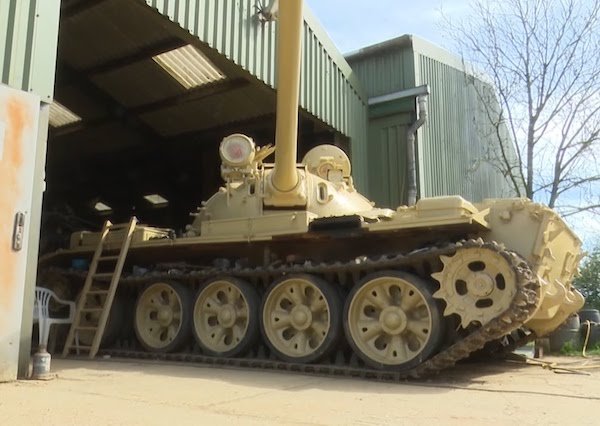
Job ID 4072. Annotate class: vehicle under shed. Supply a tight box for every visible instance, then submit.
[43,0,365,253]
[1,0,523,382]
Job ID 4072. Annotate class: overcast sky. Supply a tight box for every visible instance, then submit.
[304,0,468,53]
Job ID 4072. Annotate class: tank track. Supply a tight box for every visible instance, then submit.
[61,239,541,380]
[487,328,538,358]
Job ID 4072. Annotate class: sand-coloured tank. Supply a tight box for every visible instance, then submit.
[39,0,584,377]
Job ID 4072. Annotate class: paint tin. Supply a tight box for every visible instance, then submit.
[31,349,52,380]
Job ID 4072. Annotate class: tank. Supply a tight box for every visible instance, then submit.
[38,0,585,378]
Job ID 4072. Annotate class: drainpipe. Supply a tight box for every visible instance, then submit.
[368,85,429,207]
[407,95,428,206]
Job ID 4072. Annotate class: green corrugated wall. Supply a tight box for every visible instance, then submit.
[346,40,415,204]
[347,46,415,98]
[347,35,514,206]
[144,0,369,191]
[367,112,413,206]
[412,38,513,201]
[0,0,61,102]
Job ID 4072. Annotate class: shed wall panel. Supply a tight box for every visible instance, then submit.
[0,0,60,102]
[348,36,515,203]
[347,49,415,97]
[367,112,413,207]
[345,43,417,202]
[414,52,514,201]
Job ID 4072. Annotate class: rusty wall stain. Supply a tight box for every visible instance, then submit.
[0,95,31,319]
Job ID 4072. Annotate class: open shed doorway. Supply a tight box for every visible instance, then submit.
[42,0,346,254]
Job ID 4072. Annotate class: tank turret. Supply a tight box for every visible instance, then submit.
[192,0,392,234]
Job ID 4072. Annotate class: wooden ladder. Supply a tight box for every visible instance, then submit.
[62,217,137,358]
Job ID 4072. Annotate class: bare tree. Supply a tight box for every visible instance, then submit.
[446,0,600,216]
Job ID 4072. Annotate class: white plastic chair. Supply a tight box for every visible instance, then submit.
[33,287,76,350]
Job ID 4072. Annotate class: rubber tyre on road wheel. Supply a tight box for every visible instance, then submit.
[134,281,192,353]
[192,277,260,358]
[344,271,444,371]
[261,274,342,364]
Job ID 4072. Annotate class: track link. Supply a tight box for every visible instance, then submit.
[57,239,541,380]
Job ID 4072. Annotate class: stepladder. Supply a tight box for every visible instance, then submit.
[62,217,137,358]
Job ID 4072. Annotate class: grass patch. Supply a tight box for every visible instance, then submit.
[560,341,600,356]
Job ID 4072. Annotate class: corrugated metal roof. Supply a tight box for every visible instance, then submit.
[49,0,371,198]
[57,0,265,133]
[90,59,187,109]
[152,44,225,89]
[0,0,60,102]
[140,0,369,189]
[139,83,275,137]
[59,0,176,71]
[49,101,81,127]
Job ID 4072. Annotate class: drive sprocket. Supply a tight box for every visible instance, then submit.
[432,245,517,328]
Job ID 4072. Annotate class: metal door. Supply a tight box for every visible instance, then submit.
[0,84,40,382]
[367,112,413,208]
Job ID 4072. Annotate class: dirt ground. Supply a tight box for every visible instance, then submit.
[1,356,599,426]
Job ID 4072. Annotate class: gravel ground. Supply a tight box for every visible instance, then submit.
[1,356,599,425]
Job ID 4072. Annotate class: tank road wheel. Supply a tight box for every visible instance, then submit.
[192,277,260,357]
[261,274,342,363]
[134,282,192,353]
[432,247,517,328]
[344,271,443,370]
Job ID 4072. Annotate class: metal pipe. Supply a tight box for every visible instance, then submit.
[271,0,303,192]
[407,95,428,206]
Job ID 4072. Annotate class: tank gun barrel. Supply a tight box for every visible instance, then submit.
[271,0,303,193]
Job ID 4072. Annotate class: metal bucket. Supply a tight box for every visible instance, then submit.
[31,350,53,380]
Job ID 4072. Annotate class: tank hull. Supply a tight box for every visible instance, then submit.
[38,196,584,378]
